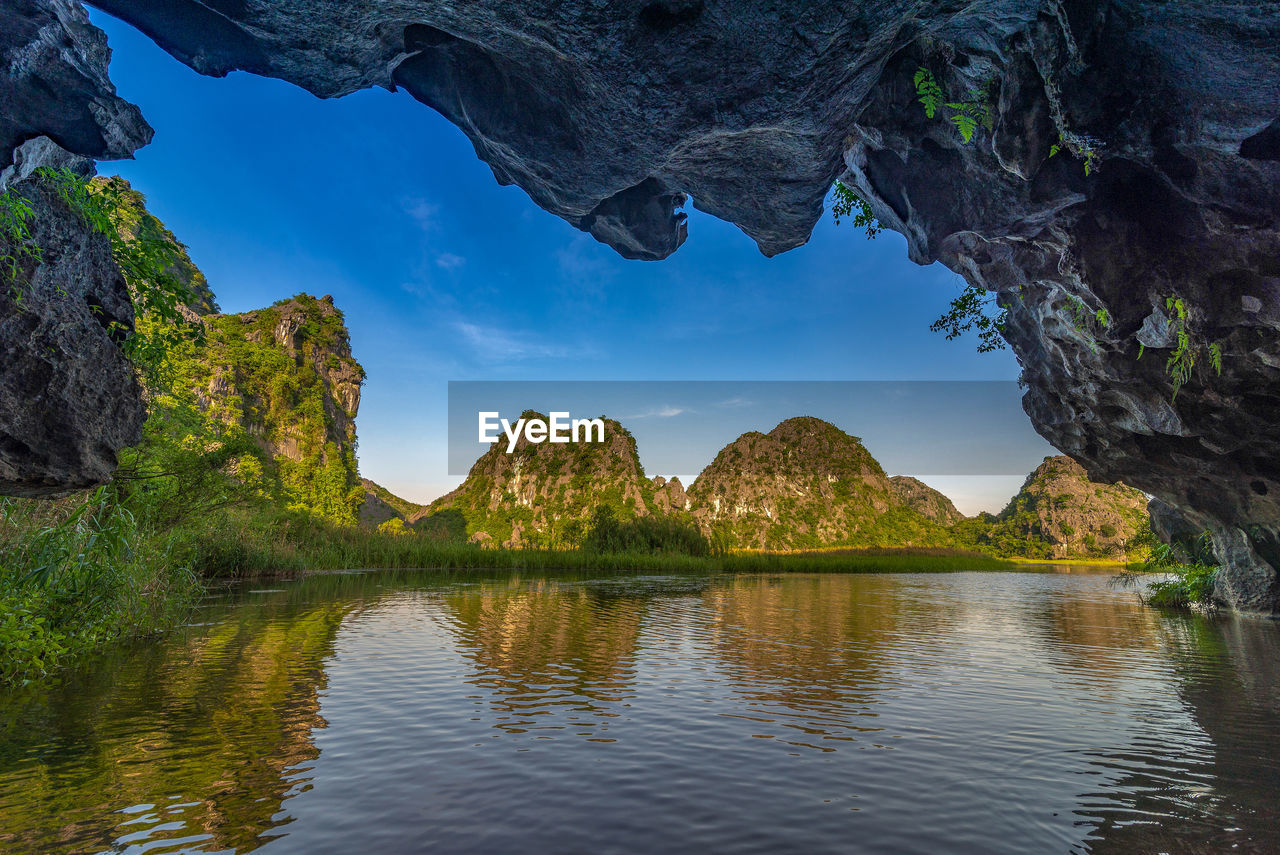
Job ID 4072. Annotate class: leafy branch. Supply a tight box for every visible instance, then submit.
[1063,295,1110,351]
[1160,295,1223,401]
[913,67,945,119]
[931,283,1008,353]
[830,179,881,238]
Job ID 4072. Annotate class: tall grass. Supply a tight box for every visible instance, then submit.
[0,488,200,686]
[169,506,1015,578]
[0,497,1013,689]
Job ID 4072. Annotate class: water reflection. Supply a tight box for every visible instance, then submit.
[1077,615,1280,853]
[698,576,900,751]
[0,569,1276,854]
[436,579,652,738]
[0,591,352,852]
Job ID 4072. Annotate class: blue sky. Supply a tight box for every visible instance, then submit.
[89,10,1052,513]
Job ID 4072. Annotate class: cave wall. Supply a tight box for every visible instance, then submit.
[835,2,1280,611]
[2,0,1279,610]
[0,0,152,496]
[0,141,144,496]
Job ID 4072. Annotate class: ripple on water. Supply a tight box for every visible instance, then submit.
[0,570,1277,854]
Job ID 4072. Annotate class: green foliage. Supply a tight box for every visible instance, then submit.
[160,504,1014,579]
[583,506,711,557]
[1117,521,1218,609]
[913,67,945,119]
[1049,132,1102,176]
[0,187,41,297]
[914,67,995,144]
[1162,295,1224,401]
[155,295,365,527]
[0,487,200,686]
[36,168,205,380]
[931,282,1008,353]
[946,82,995,143]
[1145,563,1218,608]
[114,394,273,531]
[830,179,881,238]
[1062,295,1111,351]
[377,517,408,536]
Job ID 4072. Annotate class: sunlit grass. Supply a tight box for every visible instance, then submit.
[173,507,1016,578]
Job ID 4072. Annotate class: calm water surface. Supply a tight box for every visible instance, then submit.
[1,569,1278,854]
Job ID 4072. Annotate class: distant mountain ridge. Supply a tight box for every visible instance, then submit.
[394,414,1151,559]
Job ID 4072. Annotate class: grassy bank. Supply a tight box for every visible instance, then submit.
[0,498,1016,689]
[0,489,200,686]
[172,507,1017,578]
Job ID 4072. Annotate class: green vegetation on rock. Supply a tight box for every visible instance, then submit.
[151,293,365,526]
[953,455,1148,559]
[687,417,955,551]
[422,412,661,549]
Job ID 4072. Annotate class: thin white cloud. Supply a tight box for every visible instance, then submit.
[715,397,754,408]
[404,198,441,232]
[623,405,689,420]
[435,252,466,270]
[454,321,590,363]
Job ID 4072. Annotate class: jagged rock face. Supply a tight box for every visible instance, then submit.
[652,476,690,514]
[195,295,364,464]
[834,2,1280,610]
[4,1,1279,608]
[889,476,964,526]
[1,0,151,174]
[0,158,143,497]
[0,0,152,495]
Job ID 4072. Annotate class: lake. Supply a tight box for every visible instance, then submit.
[1,568,1277,853]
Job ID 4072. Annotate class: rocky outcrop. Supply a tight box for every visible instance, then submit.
[889,476,964,526]
[424,412,658,547]
[359,477,425,527]
[687,417,950,550]
[652,476,690,514]
[4,1,1279,609]
[0,152,143,496]
[833,4,1280,609]
[966,455,1149,560]
[0,0,152,495]
[191,294,364,458]
[1,0,151,176]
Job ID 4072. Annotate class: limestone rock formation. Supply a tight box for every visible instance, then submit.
[686,417,950,550]
[961,455,1148,560]
[889,476,964,526]
[423,412,657,547]
[2,0,1278,609]
[0,0,153,495]
[1,0,151,175]
[179,294,366,524]
[0,156,143,496]
[652,475,690,514]
[359,477,426,528]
